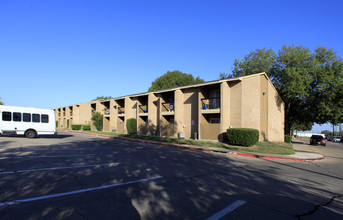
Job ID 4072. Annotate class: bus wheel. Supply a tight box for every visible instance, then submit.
[25,130,36,138]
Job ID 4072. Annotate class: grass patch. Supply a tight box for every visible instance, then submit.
[254,142,295,155]
[73,130,295,155]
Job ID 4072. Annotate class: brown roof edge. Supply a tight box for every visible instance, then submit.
[55,72,280,109]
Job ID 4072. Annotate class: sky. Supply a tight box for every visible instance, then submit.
[1,0,342,133]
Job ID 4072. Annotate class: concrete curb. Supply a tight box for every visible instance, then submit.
[61,130,325,162]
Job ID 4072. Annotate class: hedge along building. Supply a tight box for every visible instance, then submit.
[55,73,285,142]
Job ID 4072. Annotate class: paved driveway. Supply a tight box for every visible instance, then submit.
[0,132,343,219]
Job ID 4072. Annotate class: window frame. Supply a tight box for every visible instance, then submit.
[41,114,49,123]
[23,113,31,122]
[13,112,22,122]
[32,114,40,123]
[2,111,12,121]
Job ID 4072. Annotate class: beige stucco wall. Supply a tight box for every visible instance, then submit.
[182,88,199,139]
[241,76,261,132]
[260,75,269,141]
[267,81,285,142]
[229,81,242,128]
[174,89,184,137]
[148,93,158,135]
[79,102,93,125]
[220,81,230,134]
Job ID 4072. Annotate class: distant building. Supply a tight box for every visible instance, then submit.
[54,73,285,142]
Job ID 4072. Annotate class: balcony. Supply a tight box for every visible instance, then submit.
[104,108,110,116]
[201,97,220,114]
[138,105,148,114]
[162,102,174,115]
[118,107,125,114]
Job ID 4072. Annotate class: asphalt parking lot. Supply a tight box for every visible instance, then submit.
[1,132,343,219]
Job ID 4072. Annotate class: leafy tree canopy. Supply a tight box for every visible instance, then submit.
[0,97,3,105]
[93,96,113,101]
[91,112,103,131]
[225,45,343,135]
[148,70,204,92]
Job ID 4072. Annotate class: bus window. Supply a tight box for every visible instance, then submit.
[23,113,31,122]
[13,112,22,122]
[2,111,11,121]
[41,114,49,123]
[32,114,40,123]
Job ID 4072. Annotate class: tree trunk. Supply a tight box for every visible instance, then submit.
[285,120,292,135]
[284,102,292,135]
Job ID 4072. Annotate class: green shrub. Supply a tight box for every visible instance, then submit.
[71,124,82,130]
[126,118,137,134]
[227,128,259,147]
[91,112,103,131]
[284,135,292,143]
[82,125,91,130]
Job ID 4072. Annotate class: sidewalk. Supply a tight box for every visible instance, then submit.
[64,130,325,162]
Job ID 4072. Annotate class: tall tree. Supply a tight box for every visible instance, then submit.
[148,70,204,92]
[228,45,343,135]
[311,47,343,127]
[232,47,277,77]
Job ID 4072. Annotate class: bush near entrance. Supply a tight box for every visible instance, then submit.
[227,128,259,147]
[71,124,82,130]
[91,112,103,131]
[284,135,292,143]
[126,118,137,134]
[82,125,91,130]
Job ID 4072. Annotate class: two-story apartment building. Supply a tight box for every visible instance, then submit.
[55,73,285,142]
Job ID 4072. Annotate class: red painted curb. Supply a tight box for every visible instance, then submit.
[61,130,325,162]
[226,151,325,162]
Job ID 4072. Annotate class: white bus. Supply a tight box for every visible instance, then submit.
[0,105,57,138]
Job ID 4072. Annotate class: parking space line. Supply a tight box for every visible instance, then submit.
[0,163,120,175]
[0,154,96,160]
[0,176,162,207]
[206,200,247,220]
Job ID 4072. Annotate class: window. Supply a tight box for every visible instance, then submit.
[13,112,22,122]
[2,111,11,121]
[23,113,31,122]
[32,114,40,123]
[41,114,49,123]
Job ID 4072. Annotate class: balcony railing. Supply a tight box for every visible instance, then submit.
[139,105,148,113]
[118,107,125,114]
[104,108,110,115]
[201,97,220,110]
[162,102,174,112]
[70,112,73,116]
